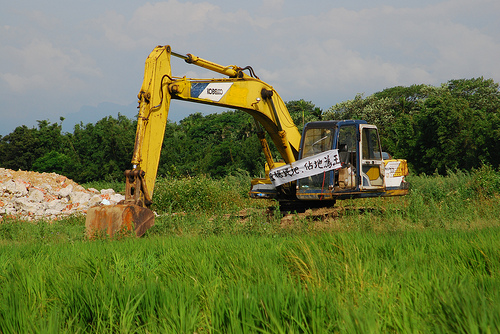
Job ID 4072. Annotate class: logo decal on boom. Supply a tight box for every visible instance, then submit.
[191,82,233,102]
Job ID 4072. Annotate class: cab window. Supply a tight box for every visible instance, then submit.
[301,128,333,158]
[361,127,381,160]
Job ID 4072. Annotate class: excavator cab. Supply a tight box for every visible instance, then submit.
[249,119,407,206]
[295,120,402,201]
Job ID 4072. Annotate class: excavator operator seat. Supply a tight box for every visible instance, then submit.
[338,144,349,165]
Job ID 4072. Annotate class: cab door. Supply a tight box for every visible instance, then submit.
[296,126,335,194]
[336,124,357,190]
[359,124,385,191]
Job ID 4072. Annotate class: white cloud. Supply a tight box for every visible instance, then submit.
[92,0,232,50]
[260,0,285,13]
[1,73,48,93]
[0,0,499,134]
[0,39,102,94]
[96,11,137,50]
[243,2,500,104]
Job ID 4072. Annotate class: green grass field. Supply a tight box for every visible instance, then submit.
[0,167,499,333]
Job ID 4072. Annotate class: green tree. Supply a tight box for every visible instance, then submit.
[414,89,476,174]
[447,78,500,168]
[2,80,498,181]
[447,77,500,113]
[0,120,63,172]
[32,151,73,175]
[286,100,322,132]
[158,110,265,178]
[68,114,136,182]
[0,125,39,171]
[324,79,500,175]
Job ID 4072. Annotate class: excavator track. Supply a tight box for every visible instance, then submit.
[278,199,337,214]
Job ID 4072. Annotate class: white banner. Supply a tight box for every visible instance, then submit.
[269,149,342,187]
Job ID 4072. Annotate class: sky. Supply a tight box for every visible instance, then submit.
[1,0,499,135]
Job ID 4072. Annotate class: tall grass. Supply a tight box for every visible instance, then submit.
[1,167,500,332]
[145,166,500,237]
[0,215,85,244]
[151,173,265,215]
[0,231,498,332]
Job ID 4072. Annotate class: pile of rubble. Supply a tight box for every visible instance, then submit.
[0,168,125,221]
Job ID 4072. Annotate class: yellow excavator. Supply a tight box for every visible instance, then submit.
[86,45,409,237]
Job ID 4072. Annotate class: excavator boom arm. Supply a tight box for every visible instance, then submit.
[133,45,301,202]
[85,44,302,237]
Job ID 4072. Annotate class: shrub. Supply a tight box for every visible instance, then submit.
[151,173,254,215]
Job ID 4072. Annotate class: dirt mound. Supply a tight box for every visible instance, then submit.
[0,168,124,221]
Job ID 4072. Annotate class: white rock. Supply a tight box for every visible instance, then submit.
[70,191,91,205]
[45,209,63,216]
[0,168,129,220]
[109,193,125,203]
[40,183,53,192]
[100,189,115,195]
[75,184,86,192]
[4,206,17,215]
[28,189,45,203]
[88,195,102,207]
[0,168,11,178]
[57,184,73,198]
[4,180,17,194]
[13,197,28,208]
[34,207,45,217]
[45,199,67,212]
[14,180,29,197]
[14,197,40,214]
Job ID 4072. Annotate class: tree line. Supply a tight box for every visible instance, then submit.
[326,77,500,175]
[0,77,498,183]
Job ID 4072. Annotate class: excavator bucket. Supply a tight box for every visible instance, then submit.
[85,204,155,238]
